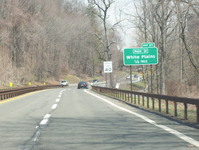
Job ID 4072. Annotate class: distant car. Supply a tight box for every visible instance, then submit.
[92,79,99,83]
[134,74,138,78]
[91,79,99,85]
[60,80,69,87]
[77,81,88,89]
[137,67,143,72]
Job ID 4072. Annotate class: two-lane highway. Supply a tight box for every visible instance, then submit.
[0,86,199,150]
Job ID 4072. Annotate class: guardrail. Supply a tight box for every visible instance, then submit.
[92,86,199,123]
[0,85,61,101]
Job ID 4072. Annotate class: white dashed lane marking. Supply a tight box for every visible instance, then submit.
[56,98,60,103]
[40,114,51,125]
[51,104,57,110]
[39,89,65,126]
[22,89,66,149]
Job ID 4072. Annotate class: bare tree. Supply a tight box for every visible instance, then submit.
[174,0,199,90]
[182,0,199,16]
[87,0,115,61]
[175,0,199,72]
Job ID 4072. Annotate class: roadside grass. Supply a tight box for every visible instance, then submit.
[132,82,146,90]
[114,70,129,79]
[63,74,82,83]
[120,81,146,91]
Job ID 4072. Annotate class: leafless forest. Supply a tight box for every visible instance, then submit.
[0,0,198,97]
[133,0,199,97]
[0,0,120,87]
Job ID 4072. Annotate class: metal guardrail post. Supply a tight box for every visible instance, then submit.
[197,105,199,123]
[184,103,188,120]
[152,98,155,110]
[138,95,140,105]
[142,95,145,106]
[147,97,149,108]
[158,98,161,112]
[174,102,177,117]
[166,100,169,114]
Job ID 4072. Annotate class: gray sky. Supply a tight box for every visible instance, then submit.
[108,0,137,48]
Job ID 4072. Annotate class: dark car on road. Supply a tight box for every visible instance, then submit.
[77,81,88,89]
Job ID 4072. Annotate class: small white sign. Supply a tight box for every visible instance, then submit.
[115,83,120,89]
[104,61,112,73]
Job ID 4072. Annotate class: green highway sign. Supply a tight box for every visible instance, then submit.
[142,43,155,47]
[123,47,158,65]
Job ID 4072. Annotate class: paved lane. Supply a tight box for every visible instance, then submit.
[0,86,199,150]
[0,89,63,150]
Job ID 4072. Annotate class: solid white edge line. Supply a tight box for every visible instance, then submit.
[84,89,199,148]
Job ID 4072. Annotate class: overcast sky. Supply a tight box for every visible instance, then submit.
[109,0,137,48]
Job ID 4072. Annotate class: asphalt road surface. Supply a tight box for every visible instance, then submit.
[0,85,199,150]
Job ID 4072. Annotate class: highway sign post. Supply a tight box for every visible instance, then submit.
[123,47,158,65]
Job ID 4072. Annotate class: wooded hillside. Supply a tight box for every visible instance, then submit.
[0,0,120,87]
